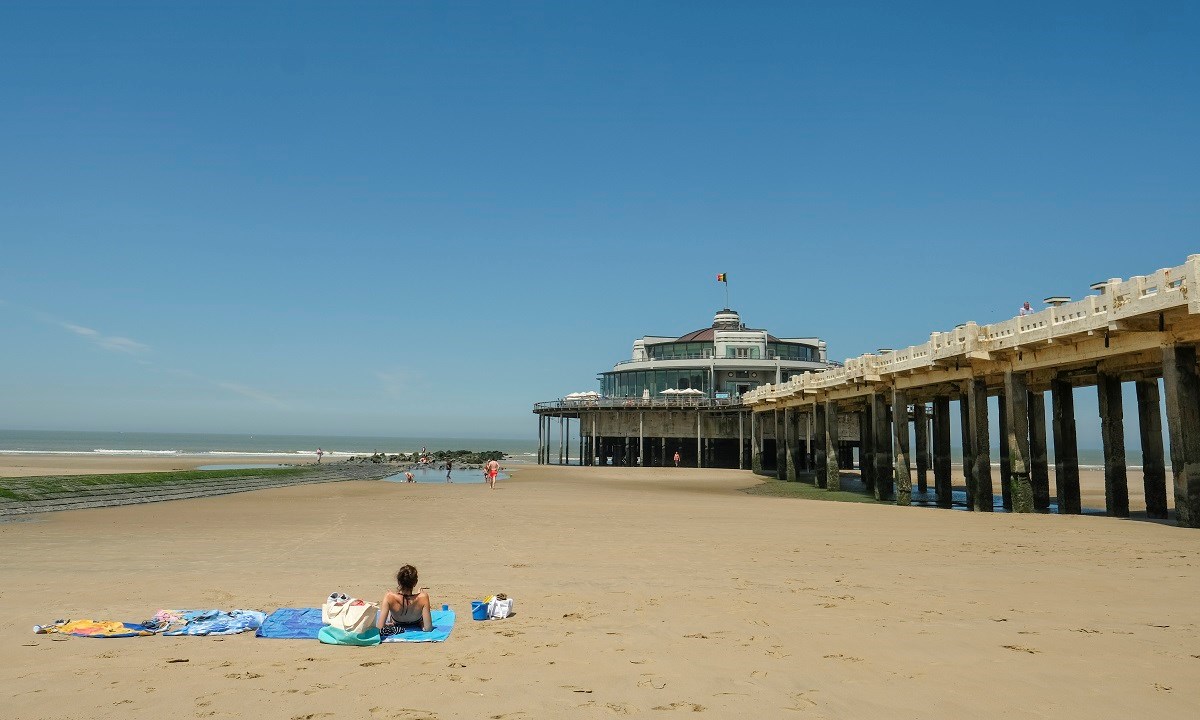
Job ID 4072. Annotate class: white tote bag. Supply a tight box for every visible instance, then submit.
[487,596,514,620]
[322,599,380,633]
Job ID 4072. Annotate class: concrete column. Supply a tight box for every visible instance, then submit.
[814,404,828,488]
[1097,371,1130,518]
[537,415,544,465]
[696,412,703,469]
[1162,344,1200,527]
[660,437,667,467]
[932,395,953,508]
[559,417,566,465]
[783,407,796,482]
[872,393,894,501]
[1004,371,1034,513]
[592,415,598,466]
[775,409,786,480]
[1028,392,1050,510]
[804,409,812,471]
[751,412,762,474]
[968,379,993,512]
[1050,379,1082,514]
[738,412,745,470]
[860,408,875,494]
[825,401,840,491]
[914,403,929,494]
[959,392,976,510]
[1135,379,1168,519]
[892,389,912,505]
[638,412,645,467]
[997,392,1012,510]
[598,436,608,466]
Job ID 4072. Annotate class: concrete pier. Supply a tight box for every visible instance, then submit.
[824,401,840,491]
[1003,371,1034,513]
[1028,391,1051,511]
[914,403,929,494]
[1135,379,1168,519]
[1097,371,1130,518]
[932,396,953,508]
[1162,344,1200,526]
[538,254,1200,528]
[892,389,912,506]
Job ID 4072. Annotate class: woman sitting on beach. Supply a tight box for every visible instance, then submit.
[376,564,432,633]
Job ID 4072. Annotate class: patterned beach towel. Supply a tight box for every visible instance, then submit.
[161,609,265,636]
[45,619,157,638]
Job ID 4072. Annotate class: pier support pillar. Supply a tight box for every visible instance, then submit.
[872,393,894,501]
[892,389,912,505]
[1162,344,1200,527]
[914,403,929,495]
[1004,371,1034,513]
[967,379,993,512]
[860,408,875,495]
[775,410,786,480]
[1098,371,1130,518]
[738,412,745,470]
[1050,378,1082,514]
[751,412,762,474]
[697,412,703,469]
[932,395,953,508]
[959,391,976,510]
[814,404,828,488]
[537,416,544,465]
[1135,379,1168,519]
[998,392,1012,510]
[1028,391,1051,510]
[784,407,797,482]
[825,401,840,491]
[638,412,645,467]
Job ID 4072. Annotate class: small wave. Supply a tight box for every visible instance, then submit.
[93,448,180,456]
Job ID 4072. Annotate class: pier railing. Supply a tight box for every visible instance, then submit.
[744,254,1200,404]
[534,397,743,412]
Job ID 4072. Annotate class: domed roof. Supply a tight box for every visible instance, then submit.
[675,310,781,343]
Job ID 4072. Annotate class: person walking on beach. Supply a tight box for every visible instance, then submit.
[316,447,324,463]
[445,459,453,482]
[673,450,681,467]
[484,459,499,489]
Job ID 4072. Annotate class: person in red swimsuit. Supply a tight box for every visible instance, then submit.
[484,459,499,489]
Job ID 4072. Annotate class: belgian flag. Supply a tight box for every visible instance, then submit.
[716,273,727,283]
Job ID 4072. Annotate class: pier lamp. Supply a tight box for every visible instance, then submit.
[1043,296,1071,307]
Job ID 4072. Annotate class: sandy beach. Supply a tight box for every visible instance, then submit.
[2,460,1198,719]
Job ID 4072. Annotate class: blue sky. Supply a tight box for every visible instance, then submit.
[1,1,1197,442]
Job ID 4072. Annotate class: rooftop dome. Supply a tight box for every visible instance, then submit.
[674,309,780,342]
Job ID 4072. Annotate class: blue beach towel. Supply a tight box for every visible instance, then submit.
[381,609,456,643]
[256,607,324,639]
[255,608,456,642]
[162,609,265,636]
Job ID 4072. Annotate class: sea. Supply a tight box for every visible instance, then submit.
[0,429,539,463]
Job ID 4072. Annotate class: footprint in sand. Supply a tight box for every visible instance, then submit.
[651,701,706,712]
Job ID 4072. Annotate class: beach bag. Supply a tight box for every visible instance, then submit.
[486,595,513,620]
[318,625,381,646]
[322,598,379,633]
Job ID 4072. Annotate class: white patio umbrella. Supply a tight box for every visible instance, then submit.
[659,388,680,395]
[677,388,705,395]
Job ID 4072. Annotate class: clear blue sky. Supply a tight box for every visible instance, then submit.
[1,1,1197,442]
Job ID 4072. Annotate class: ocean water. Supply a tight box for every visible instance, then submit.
[0,429,539,462]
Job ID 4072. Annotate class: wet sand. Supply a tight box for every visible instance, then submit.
[1,462,1197,719]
